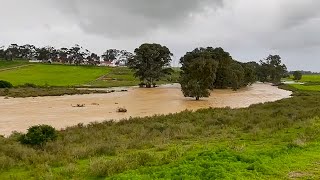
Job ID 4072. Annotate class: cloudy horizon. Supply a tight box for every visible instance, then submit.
[1,0,320,71]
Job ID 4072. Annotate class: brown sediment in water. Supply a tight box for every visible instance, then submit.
[0,83,291,136]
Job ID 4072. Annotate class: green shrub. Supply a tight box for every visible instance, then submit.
[21,83,38,88]
[19,125,58,146]
[0,80,13,88]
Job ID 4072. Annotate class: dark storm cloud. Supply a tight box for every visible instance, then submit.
[51,0,224,37]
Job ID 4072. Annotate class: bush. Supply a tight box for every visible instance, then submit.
[0,80,13,88]
[20,83,38,88]
[19,125,58,146]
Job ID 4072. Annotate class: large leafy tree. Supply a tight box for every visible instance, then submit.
[87,53,100,65]
[19,44,37,59]
[102,49,118,62]
[180,56,218,100]
[257,55,287,83]
[67,45,88,65]
[128,43,173,88]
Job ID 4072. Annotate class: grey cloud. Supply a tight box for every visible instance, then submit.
[51,0,224,38]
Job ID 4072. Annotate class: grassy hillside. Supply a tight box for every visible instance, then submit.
[0,64,111,87]
[0,61,180,88]
[1,88,320,179]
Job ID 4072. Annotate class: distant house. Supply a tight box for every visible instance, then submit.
[99,61,114,67]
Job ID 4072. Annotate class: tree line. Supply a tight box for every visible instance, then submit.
[127,43,288,100]
[0,44,132,66]
[1,43,288,100]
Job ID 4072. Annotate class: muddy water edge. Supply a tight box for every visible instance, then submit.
[0,83,292,136]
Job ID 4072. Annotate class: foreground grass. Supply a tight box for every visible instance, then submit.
[0,64,110,87]
[1,87,320,179]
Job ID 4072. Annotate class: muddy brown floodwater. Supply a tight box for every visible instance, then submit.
[0,83,291,136]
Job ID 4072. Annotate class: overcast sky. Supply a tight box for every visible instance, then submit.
[0,0,320,71]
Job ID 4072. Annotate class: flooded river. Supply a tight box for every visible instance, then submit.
[0,83,291,136]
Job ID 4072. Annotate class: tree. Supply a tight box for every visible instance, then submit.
[180,57,218,100]
[293,71,302,81]
[67,45,88,65]
[128,43,173,88]
[257,55,287,83]
[102,49,133,66]
[102,49,118,62]
[87,53,100,65]
[19,44,36,59]
[5,44,19,60]
[58,48,69,64]
[0,46,4,59]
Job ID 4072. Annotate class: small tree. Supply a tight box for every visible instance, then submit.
[293,71,302,81]
[180,57,218,100]
[19,125,58,147]
[128,43,173,88]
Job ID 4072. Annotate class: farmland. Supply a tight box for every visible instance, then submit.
[0,61,179,89]
[0,63,110,87]
[286,75,320,91]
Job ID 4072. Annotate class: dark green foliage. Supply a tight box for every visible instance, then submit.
[257,55,287,83]
[293,71,303,81]
[19,125,58,146]
[180,47,258,96]
[128,43,173,88]
[0,80,13,88]
[180,57,218,100]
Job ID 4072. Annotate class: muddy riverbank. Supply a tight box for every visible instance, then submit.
[0,83,291,136]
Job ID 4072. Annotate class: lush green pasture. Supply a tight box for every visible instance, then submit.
[300,75,320,82]
[286,75,320,91]
[289,84,320,91]
[0,64,110,87]
[0,61,180,88]
[1,88,320,179]
[88,67,180,88]
[0,60,30,70]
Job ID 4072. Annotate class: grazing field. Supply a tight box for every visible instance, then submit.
[88,67,180,87]
[287,75,320,91]
[0,62,180,89]
[300,75,320,82]
[0,87,320,179]
[0,64,111,87]
[0,60,30,70]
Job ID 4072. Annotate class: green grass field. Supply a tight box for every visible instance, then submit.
[0,60,30,70]
[286,75,320,91]
[0,61,180,88]
[0,63,111,86]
